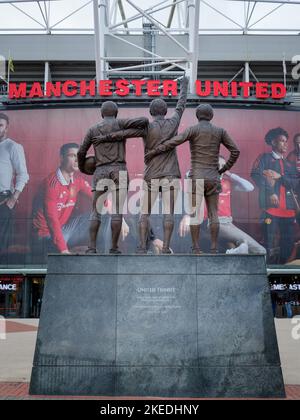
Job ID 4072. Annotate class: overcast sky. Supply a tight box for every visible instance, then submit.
[0,0,299,32]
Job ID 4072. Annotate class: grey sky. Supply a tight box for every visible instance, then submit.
[0,0,299,32]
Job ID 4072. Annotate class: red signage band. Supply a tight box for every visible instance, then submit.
[8,79,287,100]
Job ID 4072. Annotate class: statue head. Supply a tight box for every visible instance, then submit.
[196,104,214,122]
[101,101,118,118]
[150,99,168,117]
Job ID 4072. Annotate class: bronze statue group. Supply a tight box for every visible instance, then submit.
[78,77,241,256]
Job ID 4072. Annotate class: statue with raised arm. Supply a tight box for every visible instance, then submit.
[78,101,148,254]
[92,77,189,254]
[145,104,240,254]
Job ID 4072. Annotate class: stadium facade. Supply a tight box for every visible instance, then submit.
[0,0,300,318]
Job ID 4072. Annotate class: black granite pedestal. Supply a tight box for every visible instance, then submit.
[30,255,285,398]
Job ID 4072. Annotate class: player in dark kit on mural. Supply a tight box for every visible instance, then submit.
[145,104,240,254]
[285,133,300,260]
[92,77,189,254]
[251,128,299,264]
[77,102,148,255]
[32,143,92,259]
[0,113,29,260]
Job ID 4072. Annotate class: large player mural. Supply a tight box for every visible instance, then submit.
[0,105,299,266]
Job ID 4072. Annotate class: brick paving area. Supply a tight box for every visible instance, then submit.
[286,386,300,400]
[5,321,38,334]
[0,383,299,400]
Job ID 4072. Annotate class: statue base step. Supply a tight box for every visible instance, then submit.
[30,254,285,398]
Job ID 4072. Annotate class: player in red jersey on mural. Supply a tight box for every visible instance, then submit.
[32,143,92,258]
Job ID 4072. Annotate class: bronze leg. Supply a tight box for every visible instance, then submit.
[111,187,127,252]
[162,187,178,252]
[139,187,159,252]
[89,190,107,251]
[189,188,205,253]
[206,193,220,252]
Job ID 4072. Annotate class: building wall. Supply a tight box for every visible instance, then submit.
[0,105,299,266]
